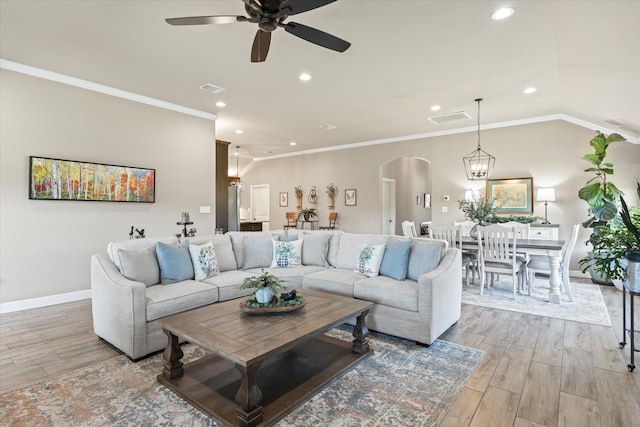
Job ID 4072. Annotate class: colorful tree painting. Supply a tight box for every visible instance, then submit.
[29,156,155,202]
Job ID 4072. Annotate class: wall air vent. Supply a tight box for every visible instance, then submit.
[428,111,472,125]
[198,83,226,94]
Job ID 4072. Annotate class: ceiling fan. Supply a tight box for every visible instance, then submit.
[165,0,351,62]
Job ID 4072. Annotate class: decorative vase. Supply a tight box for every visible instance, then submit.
[626,251,640,293]
[470,224,479,240]
[255,288,273,304]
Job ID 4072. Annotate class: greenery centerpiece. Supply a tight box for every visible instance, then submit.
[458,193,499,223]
[240,269,305,308]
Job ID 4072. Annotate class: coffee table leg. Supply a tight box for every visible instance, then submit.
[235,362,263,427]
[352,309,370,354]
[161,329,184,380]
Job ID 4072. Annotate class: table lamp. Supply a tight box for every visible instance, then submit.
[537,188,556,224]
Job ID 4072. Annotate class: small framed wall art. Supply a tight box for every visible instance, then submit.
[345,189,357,206]
[279,192,288,207]
[424,193,431,208]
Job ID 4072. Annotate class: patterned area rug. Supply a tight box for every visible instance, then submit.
[462,276,612,326]
[0,327,483,427]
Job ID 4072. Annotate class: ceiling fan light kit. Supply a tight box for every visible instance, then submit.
[463,98,495,181]
[166,0,351,62]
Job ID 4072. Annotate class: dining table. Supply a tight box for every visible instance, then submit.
[460,236,567,304]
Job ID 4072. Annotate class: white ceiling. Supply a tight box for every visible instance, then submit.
[2,0,639,170]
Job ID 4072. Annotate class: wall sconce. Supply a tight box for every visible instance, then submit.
[536,187,556,224]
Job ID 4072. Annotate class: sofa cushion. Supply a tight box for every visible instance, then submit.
[156,241,194,284]
[185,234,237,272]
[354,276,418,312]
[202,270,256,301]
[302,268,366,297]
[335,233,389,270]
[107,236,178,273]
[188,241,220,281]
[145,280,218,321]
[407,239,445,281]
[229,232,272,269]
[116,246,160,287]
[354,243,386,278]
[270,239,303,268]
[279,234,299,242]
[248,266,326,288]
[379,237,412,281]
[243,236,274,270]
[300,233,331,267]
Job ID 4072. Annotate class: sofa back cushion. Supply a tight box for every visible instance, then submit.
[379,236,413,281]
[228,231,271,269]
[300,233,331,267]
[335,233,388,270]
[156,241,194,284]
[107,236,178,273]
[407,239,445,281]
[242,236,274,270]
[182,234,237,272]
[116,245,160,287]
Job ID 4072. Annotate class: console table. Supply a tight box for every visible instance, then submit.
[530,224,559,240]
[620,283,639,372]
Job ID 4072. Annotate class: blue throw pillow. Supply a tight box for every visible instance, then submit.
[379,237,412,280]
[407,240,445,281]
[156,241,194,284]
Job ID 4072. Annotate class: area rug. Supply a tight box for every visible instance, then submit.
[0,327,483,427]
[462,276,612,326]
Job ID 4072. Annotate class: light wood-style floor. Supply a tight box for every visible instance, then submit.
[1,281,639,426]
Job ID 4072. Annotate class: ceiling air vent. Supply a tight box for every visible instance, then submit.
[198,83,226,94]
[320,124,337,130]
[428,111,472,125]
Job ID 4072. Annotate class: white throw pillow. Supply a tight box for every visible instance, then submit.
[270,239,303,268]
[354,243,386,277]
[189,241,220,281]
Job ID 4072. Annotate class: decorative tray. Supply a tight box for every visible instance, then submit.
[240,297,306,314]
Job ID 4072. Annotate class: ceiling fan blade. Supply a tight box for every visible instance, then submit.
[251,30,271,62]
[280,0,336,15]
[165,15,243,26]
[284,22,350,52]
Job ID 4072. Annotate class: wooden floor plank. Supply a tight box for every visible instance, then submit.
[517,361,561,426]
[558,392,601,427]
[532,316,564,367]
[595,367,640,427]
[431,387,482,427]
[469,386,520,427]
[561,346,598,400]
[490,344,534,394]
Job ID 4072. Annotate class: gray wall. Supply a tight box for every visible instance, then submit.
[0,70,217,303]
[242,120,640,271]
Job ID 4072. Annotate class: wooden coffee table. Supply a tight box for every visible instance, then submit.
[156,289,373,427]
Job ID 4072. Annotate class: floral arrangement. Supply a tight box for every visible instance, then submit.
[240,269,284,294]
[326,183,337,198]
[294,186,303,199]
[457,194,498,224]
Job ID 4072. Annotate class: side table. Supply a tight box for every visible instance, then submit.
[619,283,639,372]
[177,221,193,237]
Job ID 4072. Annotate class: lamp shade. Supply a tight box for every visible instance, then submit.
[537,188,556,202]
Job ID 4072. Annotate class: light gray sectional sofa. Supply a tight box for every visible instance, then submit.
[91,230,462,360]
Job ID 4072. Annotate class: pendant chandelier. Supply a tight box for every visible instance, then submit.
[230,145,245,190]
[463,98,495,180]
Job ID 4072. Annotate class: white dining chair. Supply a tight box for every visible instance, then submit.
[526,223,579,301]
[477,225,526,298]
[401,221,418,237]
[454,220,476,237]
[429,223,475,286]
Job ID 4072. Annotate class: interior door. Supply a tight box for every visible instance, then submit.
[381,178,396,235]
[250,184,270,230]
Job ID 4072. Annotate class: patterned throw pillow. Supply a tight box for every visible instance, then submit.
[189,241,220,281]
[270,239,303,268]
[354,243,386,277]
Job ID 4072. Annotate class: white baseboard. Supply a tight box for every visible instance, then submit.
[0,289,92,314]
[569,269,590,279]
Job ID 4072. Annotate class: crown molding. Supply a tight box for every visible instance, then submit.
[0,59,217,121]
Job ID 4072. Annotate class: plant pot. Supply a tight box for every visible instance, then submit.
[587,251,614,286]
[626,251,640,293]
[255,288,273,304]
[470,224,479,240]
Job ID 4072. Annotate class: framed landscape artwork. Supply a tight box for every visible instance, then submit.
[29,156,155,203]
[486,177,533,214]
[345,189,357,206]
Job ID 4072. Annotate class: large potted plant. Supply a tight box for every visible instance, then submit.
[577,131,626,284]
[240,269,284,304]
[581,183,640,291]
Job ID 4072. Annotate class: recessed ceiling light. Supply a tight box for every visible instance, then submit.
[289,141,297,146]
[491,7,515,20]
[299,72,312,81]
[215,101,226,107]
[320,124,336,130]
[523,87,537,94]
[430,105,441,112]
[235,129,243,134]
